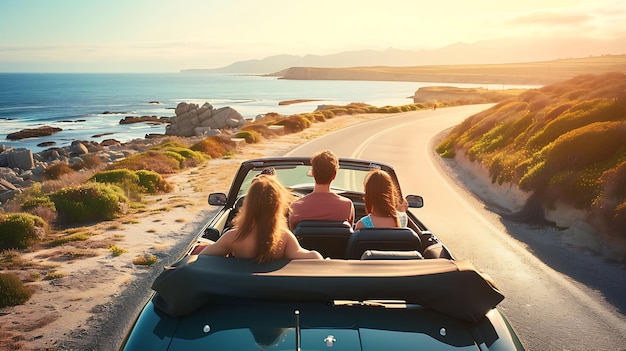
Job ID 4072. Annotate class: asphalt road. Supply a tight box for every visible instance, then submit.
[287,105,626,351]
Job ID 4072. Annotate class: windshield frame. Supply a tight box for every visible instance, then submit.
[227,157,403,208]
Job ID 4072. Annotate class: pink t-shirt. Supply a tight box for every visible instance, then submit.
[288,192,355,230]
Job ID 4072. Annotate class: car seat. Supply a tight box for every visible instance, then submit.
[293,220,354,259]
[345,227,422,259]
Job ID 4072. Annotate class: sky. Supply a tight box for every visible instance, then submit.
[0,0,625,73]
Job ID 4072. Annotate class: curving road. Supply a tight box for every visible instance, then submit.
[287,105,626,351]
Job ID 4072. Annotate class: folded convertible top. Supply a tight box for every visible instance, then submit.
[151,255,504,323]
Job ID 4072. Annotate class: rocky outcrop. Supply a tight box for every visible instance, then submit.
[0,148,35,170]
[119,116,170,124]
[6,126,62,140]
[165,102,246,137]
[0,137,167,203]
[0,177,21,203]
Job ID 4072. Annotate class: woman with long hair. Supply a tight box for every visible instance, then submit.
[200,175,322,262]
[355,169,408,229]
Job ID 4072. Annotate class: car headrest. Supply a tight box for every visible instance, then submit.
[360,250,424,260]
[345,227,422,259]
[293,220,353,236]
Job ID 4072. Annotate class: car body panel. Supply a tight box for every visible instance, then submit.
[119,157,525,351]
[122,299,523,351]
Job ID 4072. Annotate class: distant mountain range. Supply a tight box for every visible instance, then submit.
[181,37,626,74]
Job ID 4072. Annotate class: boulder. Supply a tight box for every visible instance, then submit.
[0,178,20,203]
[71,141,89,155]
[166,102,246,137]
[119,115,170,124]
[100,139,121,146]
[6,148,35,170]
[194,127,212,136]
[0,167,19,183]
[0,149,8,167]
[6,125,62,140]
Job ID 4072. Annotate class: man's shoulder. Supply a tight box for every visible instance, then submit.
[291,192,351,207]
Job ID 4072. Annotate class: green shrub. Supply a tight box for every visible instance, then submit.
[0,213,48,249]
[109,150,180,174]
[277,115,311,133]
[235,130,261,144]
[90,169,140,185]
[190,135,237,158]
[109,245,127,257]
[19,196,58,224]
[241,124,280,138]
[133,253,157,266]
[90,169,143,199]
[526,99,623,150]
[319,110,335,119]
[155,141,188,149]
[163,150,186,166]
[136,170,172,193]
[50,183,128,224]
[20,196,56,212]
[328,107,348,116]
[90,168,171,195]
[0,273,32,308]
[158,146,205,168]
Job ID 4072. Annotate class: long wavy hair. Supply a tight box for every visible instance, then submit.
[363,169,400,226]
[232,175,290,263]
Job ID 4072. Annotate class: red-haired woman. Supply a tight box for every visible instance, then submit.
[355,169,408,230]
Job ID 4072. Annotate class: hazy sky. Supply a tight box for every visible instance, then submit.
[1,0,624,72]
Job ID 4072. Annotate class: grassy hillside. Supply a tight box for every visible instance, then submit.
[437,72,626,246]
[272,55,626,85]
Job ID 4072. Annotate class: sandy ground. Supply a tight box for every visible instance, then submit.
[0,113,384,350]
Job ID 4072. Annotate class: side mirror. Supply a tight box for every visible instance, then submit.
[203,227,220,241]
[208,193,227,206]
[406,195,424,208]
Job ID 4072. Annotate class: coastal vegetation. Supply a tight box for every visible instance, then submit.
[0,212,48,249]
[0,94,515,312]
[437,72,626,249]
[0,272,32,308]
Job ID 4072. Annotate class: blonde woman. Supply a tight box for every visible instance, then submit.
[200,175,322,262]
[355,169,408,230]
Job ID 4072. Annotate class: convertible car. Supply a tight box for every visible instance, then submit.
[120,157,525,351]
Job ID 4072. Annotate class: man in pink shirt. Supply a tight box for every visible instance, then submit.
[289,150,355,230]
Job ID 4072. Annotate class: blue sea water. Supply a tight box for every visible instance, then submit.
[0,73,534,153]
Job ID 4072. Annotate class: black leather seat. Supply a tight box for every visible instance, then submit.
[421,242,453,259]
[293,220,353,259]
[345,227,422,259]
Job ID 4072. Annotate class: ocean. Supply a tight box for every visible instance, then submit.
[0,73,533,153]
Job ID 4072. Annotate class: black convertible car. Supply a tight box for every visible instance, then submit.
[120,157,525,351]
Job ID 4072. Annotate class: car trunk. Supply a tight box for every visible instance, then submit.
[165,301,482,350]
